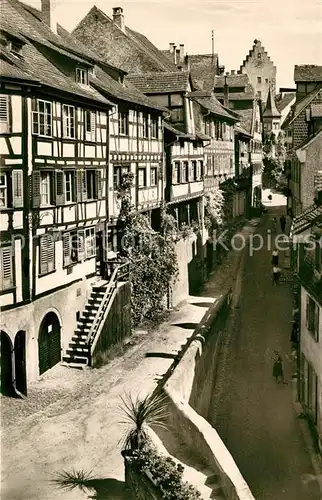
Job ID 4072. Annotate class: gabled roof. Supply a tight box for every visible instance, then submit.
[186,54,219,91]
[275,92,296,112]
[73,6,177,74]
[213,73,256,101]
[235,123,252,138]
[294,65,322,83]
[263,86,281,118]
[290,204,322,238]
[190,94,237,122]
[164,122,194,139]
[125,72,191,94]
[237,108,254,135]
[288,85,322,126]
[240,39,276,71]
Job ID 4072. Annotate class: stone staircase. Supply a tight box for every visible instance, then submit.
[63,281,110,369]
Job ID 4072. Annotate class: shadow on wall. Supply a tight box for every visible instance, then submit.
[52,471,126,500]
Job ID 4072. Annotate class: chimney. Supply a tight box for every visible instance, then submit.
[175,48,180,66]
[231,70,235,75]
[113,7,125,32]
[169,43,175,54]
[223,75,229,108]
[41,0,57,33]
[179,44,184,60]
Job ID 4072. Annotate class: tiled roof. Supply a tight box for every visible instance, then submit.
[186,54,219,91]
[125,72,190,93]
[91,68,167,111]
[235,123,252,138]
[275,92,296,112]
[73,6,177,74]
[164,122,194,139]
[311,103,322,118]
[296,128,322,150]
[294,65,322,82]
[213,73,256,101]
[0,53,36,82]
[290,204,322,238]
[288,85,322,125]
[236,108,254,134]
[190,94,237,121]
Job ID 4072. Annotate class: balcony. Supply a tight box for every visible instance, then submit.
[170,181,204,202]
[298,258,322,305]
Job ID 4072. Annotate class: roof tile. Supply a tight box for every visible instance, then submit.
[294,65,322,83]
[125,72,190,93]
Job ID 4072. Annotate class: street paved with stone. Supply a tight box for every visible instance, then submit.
[210,210,321,499]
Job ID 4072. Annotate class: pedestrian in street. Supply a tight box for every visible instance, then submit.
[272,217,277,232]
[271,250,279,266]
[280,214,286,233]
[273,351,287,384]
[272,266,281,285]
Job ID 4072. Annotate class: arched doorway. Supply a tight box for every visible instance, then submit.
[14,331,27,396]
[38,312,61,375]
[1,331,14,396]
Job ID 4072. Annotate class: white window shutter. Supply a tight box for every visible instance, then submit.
[12,170,23,208]
[39,234,48,275]
[95,170,102,199]
[63,233,71,267]
[91,111,96,141]
[0,96,9,133]
[55,170,65,205]
[1,246,13,290]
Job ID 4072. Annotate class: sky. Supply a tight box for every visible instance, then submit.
[26,0,322,89]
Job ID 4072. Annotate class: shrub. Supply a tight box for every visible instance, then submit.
[131,445,202,500]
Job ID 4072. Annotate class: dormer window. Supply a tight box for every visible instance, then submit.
[76,67,89,86]
[6,39,23,57]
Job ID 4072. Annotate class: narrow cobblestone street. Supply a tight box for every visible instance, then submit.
[210,212,321,499]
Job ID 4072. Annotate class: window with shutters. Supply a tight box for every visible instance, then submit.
[86,170,96,199]
[306,295,319,341]
[65,171,76,203]
[118,111,129,135]
[63,105,76,139]
[39,233,55,275]
[63,229,87,267]
[85,228,96,258]
[40,172,52,206]
[32,100,52,137]
[0,173,8,208]
[76,67,89,86]
[113,165,130,189]
[0,95,10,134]
[85,110,96,142]
[0,246,14,291]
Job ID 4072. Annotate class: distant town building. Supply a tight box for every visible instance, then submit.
[263,86,281,137]
[239,39,277,103]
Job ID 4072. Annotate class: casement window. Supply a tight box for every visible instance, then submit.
[113,165,130,189]
[182,162,189,183]
[118,111,129,135]
[63,105,76,139]
[85,227,96,258]
[257,76,262,84]
[0,171,23,209]
[0,246,14,291]
[138,168,146,187]
[192,161,197,181]
[150,167,157,186]
[85,110,96,142]
[40,172,52,206]
[39,233,55,275]
[151,117,158,139]
[173,162,180,184]
[65,171,76,203]
[0,95,10,134]
[142,114,149,138]
[63,230,85,267]
[32,100,52,137]
[306,295,320,341]
[76,67,89,86]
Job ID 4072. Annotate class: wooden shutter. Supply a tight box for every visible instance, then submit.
[63,232,71,267]
[91,111,96,141]
[47,233,55,272]
[54,170,65,205]
[1,246,13,290]
[12,170,23,208]
[0,96,9,133]
[95,170,102,199]
[39,234,48,275]
[32,171,41,208]
[77,229,85,262]
[76,170,83,202]
[82,170,88,201]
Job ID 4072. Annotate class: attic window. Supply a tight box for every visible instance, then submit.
[257,53,261,59]
[76,67,89,86]
[7,39,23,56]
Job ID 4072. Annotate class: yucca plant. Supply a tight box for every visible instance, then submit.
[119,392,169,451]
[51,469,95,495]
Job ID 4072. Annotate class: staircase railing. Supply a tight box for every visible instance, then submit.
[86,262,130,349]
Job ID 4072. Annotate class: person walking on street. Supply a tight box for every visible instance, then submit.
[272,217,277,232]
[280,214,286,233]
[272,265,281,285]
[273,351,287,384]
[271,250,279,266]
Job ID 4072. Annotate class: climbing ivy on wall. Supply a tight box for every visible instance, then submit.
[204,187,225,232]
[116,174,179,327]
